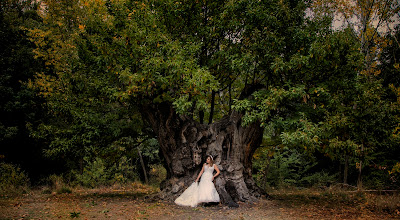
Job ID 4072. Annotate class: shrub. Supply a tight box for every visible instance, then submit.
[299,171,338,187]
[253,147,337,189]
[0,162,30,196]
[149,164,167,187]
[57,186,72,194]
[38,174,72,194]
[75,157,109,188]
[112,156,137,184]
[48,174,66,189]
[74,156,138,188]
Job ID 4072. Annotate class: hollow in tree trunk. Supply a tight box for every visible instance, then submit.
[141,102,265,207]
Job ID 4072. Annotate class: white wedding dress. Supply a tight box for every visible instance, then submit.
[175,164,220,207]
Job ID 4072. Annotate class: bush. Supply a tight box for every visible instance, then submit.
[149,164,166,187]
[363,162,400,190]
[253,147,337,189]
[74,156,138,188]
[112,156,137,184]
[299,171,338,187]
[38,174,72,194]
[48,174,66,189]
[0,162,30,196]
[75,157,109,188]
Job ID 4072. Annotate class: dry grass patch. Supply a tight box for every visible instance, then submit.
[269,187,400,219]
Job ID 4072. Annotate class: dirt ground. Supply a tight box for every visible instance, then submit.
[0,185,399,220]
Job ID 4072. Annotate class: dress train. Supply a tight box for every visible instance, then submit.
[174,164,220,207]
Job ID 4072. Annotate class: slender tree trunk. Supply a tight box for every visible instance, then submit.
[141,102,264,206]
[229,83,232,114]
[357,160,363,189]
[344,154,349,184]
[137,146,149,184]
[199,110,204,124]
[262,156,271,190]
[80,158,84,175]
[208,90,216,124]
[357,144,364,189]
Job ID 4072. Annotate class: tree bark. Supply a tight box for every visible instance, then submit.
[141,102,264,206]
[208,90,216,124]
[262,155,271,190]
[357,144,364,190]
[344,154,349,184]
[137,146,149,184]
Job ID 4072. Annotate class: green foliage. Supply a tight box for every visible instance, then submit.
[70,211,81,218]
[47,174,66,189]
[112,156,136,184]
[57,186,72,194]
[0,162,30,195]
[25,0,169,177]
[253,147,337,189]
[74,156,137,188]
[248,25,399,189]
[148,164,167,187]
[74,157,110,188]
[0,0,49,182]
[0,0,397,191]
[380,25,400,87]
[300,171,337,187]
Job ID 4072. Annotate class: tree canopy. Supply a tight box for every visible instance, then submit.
[1,0,399,193]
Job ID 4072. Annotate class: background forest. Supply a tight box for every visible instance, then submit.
[1,0,400,198]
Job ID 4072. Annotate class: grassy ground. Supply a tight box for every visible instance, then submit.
[269,187,400,219]
[0,183,399,219]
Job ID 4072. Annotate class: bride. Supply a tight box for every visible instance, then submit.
[174,155,220,207]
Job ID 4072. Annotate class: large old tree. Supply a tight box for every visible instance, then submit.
[29,0,319,205]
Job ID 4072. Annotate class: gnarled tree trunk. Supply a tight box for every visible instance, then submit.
[141,102,264,206]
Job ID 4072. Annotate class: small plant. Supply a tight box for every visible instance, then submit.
[354,191,366,202]
[70,211,81,218]
[57,186,72,194]
[138,210,146,214]
[320,191,334,199]
[48,174,65,190]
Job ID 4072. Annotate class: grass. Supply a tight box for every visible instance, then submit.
[269,187,400,217]
[365,193,400,214]
[1,183,398,220]
[83,191,149,199]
